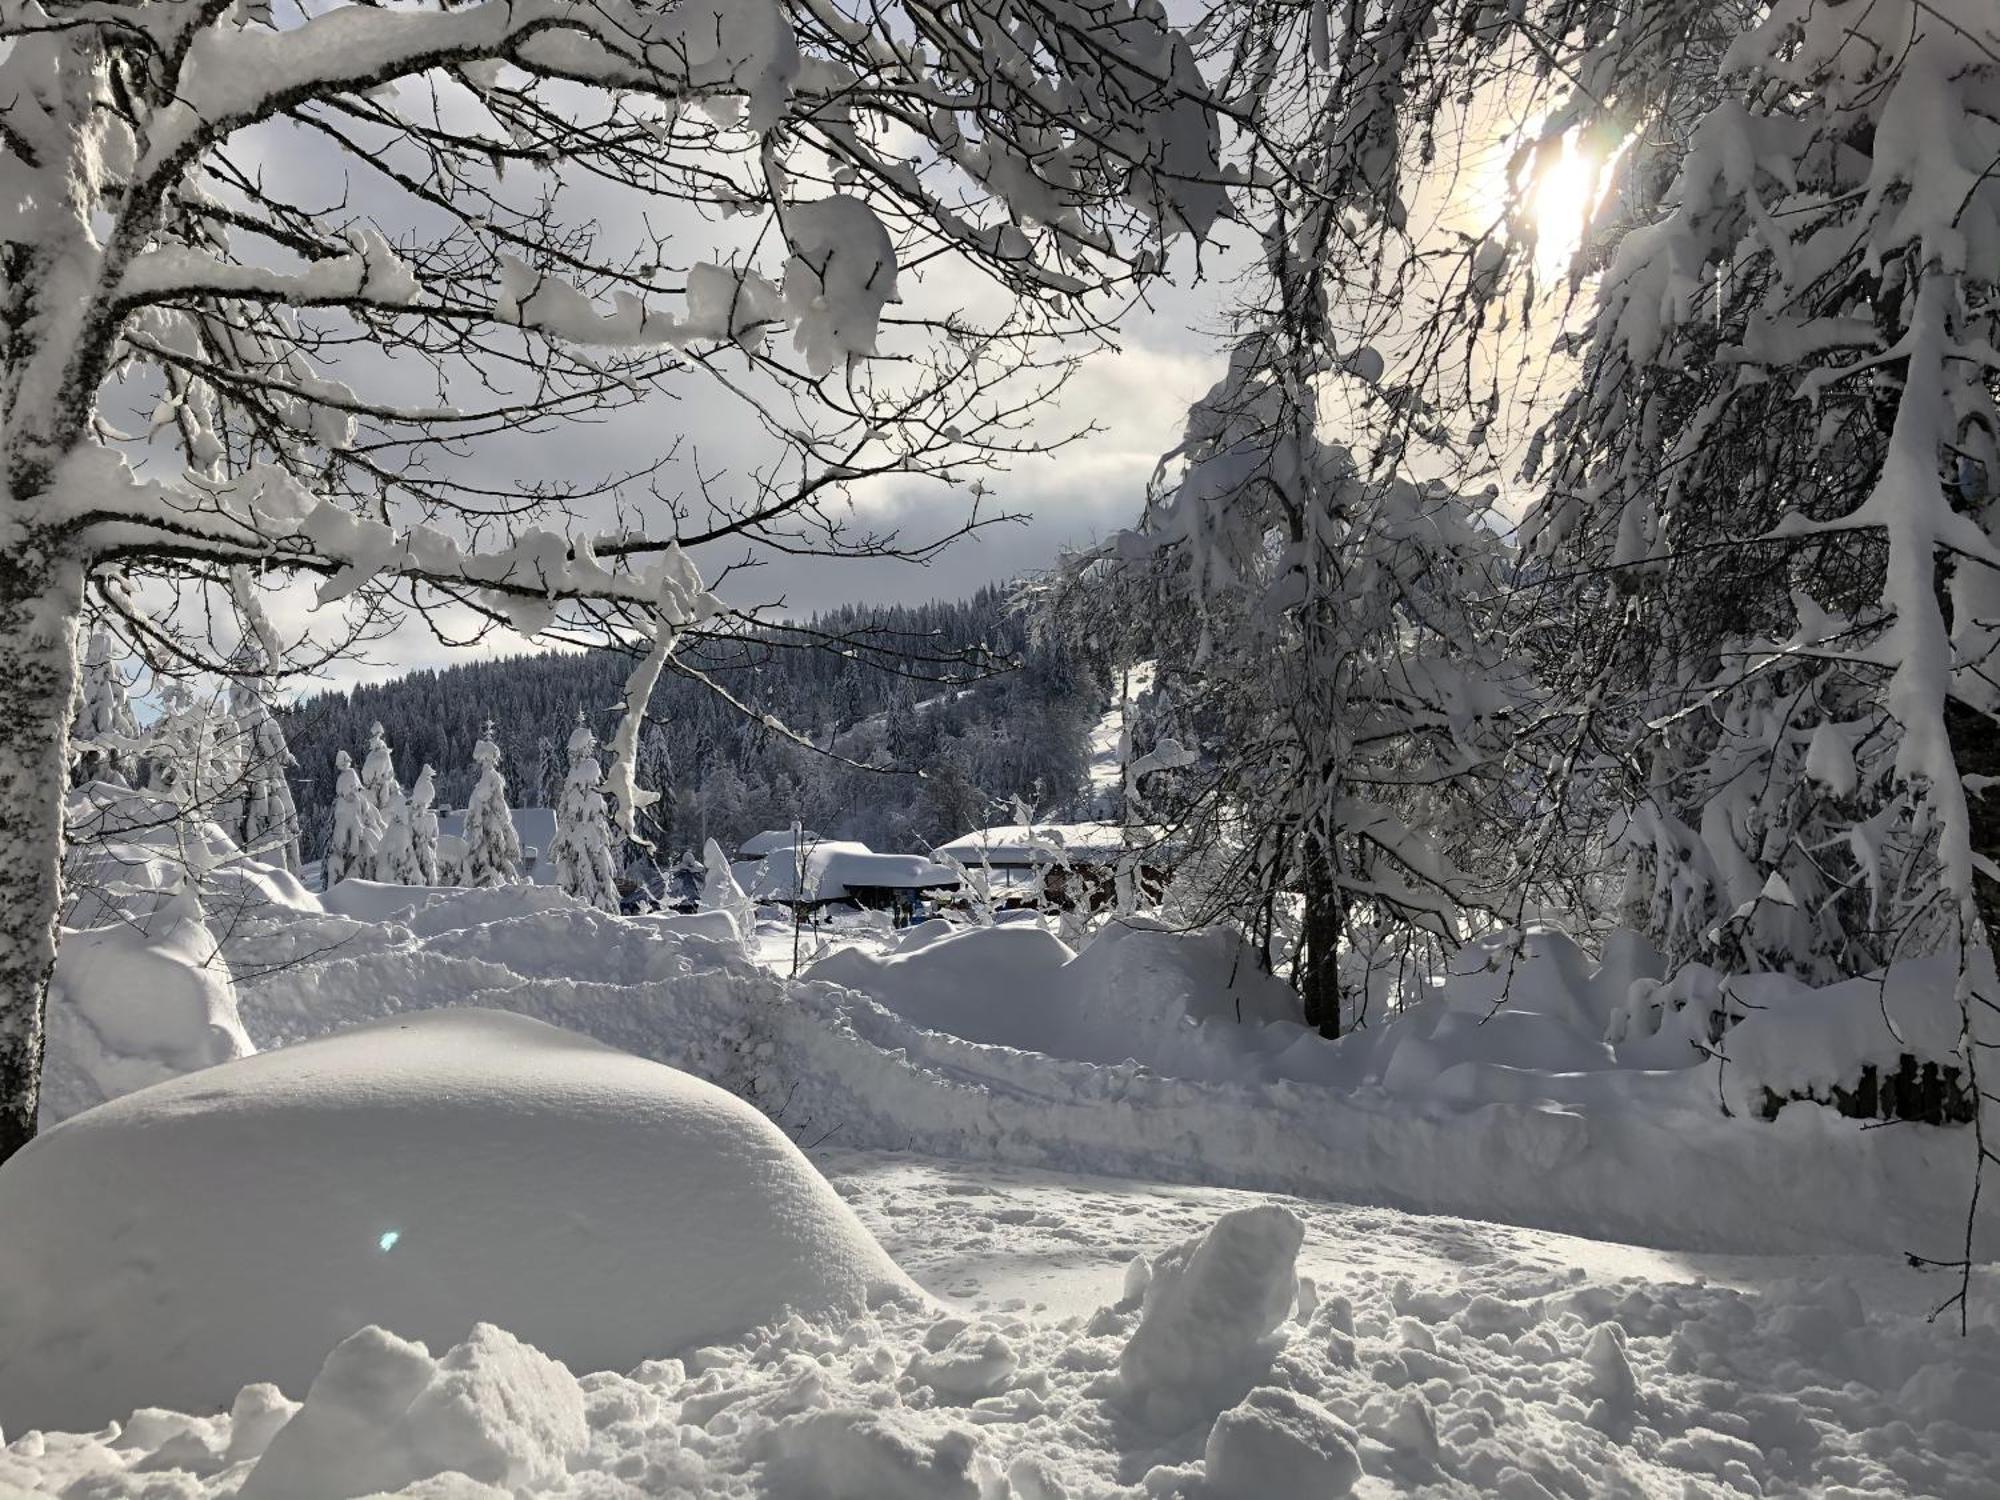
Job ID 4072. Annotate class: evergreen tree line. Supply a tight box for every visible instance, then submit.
[282,586,1100,866]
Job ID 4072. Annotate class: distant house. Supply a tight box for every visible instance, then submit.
[738,828,821,860]
[749,839,959,919]
[437,806,556,883]
[933,822,1168,912]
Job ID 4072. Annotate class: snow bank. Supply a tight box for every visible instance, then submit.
[0,1008,916,1432]
[805,919,1313,1084]
[206,887,1995,1261]
[40,889,253,1127]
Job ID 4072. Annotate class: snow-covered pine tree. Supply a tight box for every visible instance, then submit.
[228,677,302,874]
[324,751,380,889]
[408,765,441,887]
[550,714,621,913]
[70,627,140,787]
[359,723,400,818]
[462,724,523,890]
[370,783,423,886]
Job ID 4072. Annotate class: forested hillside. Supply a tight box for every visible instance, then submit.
[282,586,1100,863]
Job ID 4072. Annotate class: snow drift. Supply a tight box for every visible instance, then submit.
[39,887,254,1127]
[0,1007,916,1432]
[804,918,1315,1084]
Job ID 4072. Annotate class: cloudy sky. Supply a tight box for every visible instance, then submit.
[144,64,1259,692]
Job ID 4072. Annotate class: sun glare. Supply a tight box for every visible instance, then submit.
[1524,137,1605,272]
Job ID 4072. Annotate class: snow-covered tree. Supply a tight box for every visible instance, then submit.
[70,628,140,786]
[359,723,400,819]
[408,765,441,887]
[1075,248,1530,1033]
[229,678,302,874]
[461,725,523,890]
[0,0,1238,1155]
[323,751,380,888]
[370,784,425,887]
[550,715,621,913]
[1516,1,2000,986]
[701,837,757,948]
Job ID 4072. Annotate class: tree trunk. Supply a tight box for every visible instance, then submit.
[1300,834,1345,1038]
[1947,698,2000,960]
[0,556,85,1163]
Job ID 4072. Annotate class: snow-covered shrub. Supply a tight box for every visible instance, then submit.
[359,720,400,816]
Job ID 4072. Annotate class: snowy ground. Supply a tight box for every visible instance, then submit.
[10,825,1998,1498]
[9,1142,1996,1497]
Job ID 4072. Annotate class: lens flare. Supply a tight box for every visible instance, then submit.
[378,1230,401,1252]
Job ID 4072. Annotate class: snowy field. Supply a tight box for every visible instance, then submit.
[9,1136,1998,1497]
[5,817,1998,1498]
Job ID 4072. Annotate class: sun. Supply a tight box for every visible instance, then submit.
[1522,135,1608,273]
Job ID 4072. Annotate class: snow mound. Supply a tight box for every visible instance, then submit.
[239,1324,585,1500]
[0,1008,917,1432]
[1203,1386,1361,1498]
[40,889,253,1127]
[1116,1205,1305,1433]
[806,920,1314,1083]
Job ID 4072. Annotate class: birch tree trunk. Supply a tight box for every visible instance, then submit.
[0,553,84,1162]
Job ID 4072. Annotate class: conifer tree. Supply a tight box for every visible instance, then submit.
[229,678,302,874]
[462,723,523,889]
[324,751,380,888]
[408,765,441,886]
[550,714,621,912]
[360,722,400,817]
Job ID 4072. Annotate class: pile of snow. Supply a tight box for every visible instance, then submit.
[64,780,315,930]
[0,1008,915,1432]
[40,887,254,1127]
[806,919,1314,1084]
[1114,1204,1307,1433]
[238,1324,584,1500]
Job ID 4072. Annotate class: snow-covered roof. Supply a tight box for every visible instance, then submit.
[738,828,820,859]
[749,841,960,901]
[934,822,1137,866]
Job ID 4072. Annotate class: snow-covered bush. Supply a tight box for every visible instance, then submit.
[230,677,302,874]
[70,625,141,785]
[359,721,400,817]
